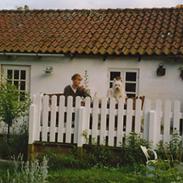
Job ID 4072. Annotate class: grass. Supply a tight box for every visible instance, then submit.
[48,168,150,183]
[1,160,182,183]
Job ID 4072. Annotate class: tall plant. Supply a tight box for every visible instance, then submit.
[0,83,30,141]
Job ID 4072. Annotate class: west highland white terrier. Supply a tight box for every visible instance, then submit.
[107,78,127,102]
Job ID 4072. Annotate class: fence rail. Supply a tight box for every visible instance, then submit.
[28,94,183,147]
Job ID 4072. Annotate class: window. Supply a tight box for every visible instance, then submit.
[2,65,30,100]
[109,69,139,97]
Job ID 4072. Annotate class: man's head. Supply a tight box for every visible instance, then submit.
[71,73,82,88]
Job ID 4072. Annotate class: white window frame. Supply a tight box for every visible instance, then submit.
[1,65,30,93]
[108,68,139,97]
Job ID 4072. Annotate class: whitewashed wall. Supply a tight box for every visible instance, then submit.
[0,55,182,101]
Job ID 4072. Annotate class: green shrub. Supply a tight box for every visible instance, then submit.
[81,145,116,167]
[120,132,150,165]
[38,151,86,170]
[157,132,183,165]
[0,123,28,160]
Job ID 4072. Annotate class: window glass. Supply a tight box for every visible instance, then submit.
[126,72,136,81]
[125,83,136,92]
[20,81,26,90]
[21,70,26,80]
[110,72,120,80]
[7,70,12,79]
[14,70,19,80]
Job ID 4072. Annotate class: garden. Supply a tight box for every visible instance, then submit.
[0,83,183,183]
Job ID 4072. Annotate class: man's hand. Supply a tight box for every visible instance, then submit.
[78,85,85,92]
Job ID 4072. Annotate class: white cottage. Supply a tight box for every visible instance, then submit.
[0,8,183,101]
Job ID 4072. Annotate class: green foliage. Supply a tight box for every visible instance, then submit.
[48,163,183,183]
[38,151,86,170]
[81,145,115,167]
[120,132,150,165]
[145,160,183,183]
[0,123,28,159]
[0,83,30,133]
[0,156,48,183]
[157,132,183,164]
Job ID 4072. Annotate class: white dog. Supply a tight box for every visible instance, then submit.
[107,78,127,102]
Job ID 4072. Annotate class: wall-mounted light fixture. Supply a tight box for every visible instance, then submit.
[156,64,166,76]
[44,66,53,74]
[179,67,183,80]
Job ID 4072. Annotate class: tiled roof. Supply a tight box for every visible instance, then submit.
[0,8,183,56]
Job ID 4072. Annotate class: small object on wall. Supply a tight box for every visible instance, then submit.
[156,65,166,76]
[44,66,53,74]
[179,67,183,80]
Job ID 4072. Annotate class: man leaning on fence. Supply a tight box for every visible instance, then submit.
[64,73,90,100]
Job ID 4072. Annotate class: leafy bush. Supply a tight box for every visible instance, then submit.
[0,83,30,140]
[0,156,48,183]
[145,160,183,183]
[120,132,150,165]
[157,132,183,165]
[0,123,28,160]
[38,151,86,170]
[81,145,116,167]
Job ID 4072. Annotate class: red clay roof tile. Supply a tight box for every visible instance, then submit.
[0,8,183,56]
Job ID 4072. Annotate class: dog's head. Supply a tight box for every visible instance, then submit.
[112,79,123,92]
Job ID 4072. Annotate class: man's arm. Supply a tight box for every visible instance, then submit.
[64,86,70,97]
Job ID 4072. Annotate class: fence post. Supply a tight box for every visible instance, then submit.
[148,110,157,147]
[77,107,86,147]
[28,95,38,160]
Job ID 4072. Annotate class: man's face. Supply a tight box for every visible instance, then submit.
[73,77,82,88]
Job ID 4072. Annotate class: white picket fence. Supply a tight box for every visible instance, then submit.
[28,94,183,147]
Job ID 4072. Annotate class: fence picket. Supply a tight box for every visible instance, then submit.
[148,110,157,147]
[50,95,57,142]
[116,99,124,147]
[163,100,171,143]
[173,101,181,134]
[74,96,81,143]
[65,96,73,143]
[126,99,133,136]
[155,99,162,143]
[57,96,65,143]
[42,95,49,142]
[108,98,116,146]
[135,99,142,133]
[84,97,91,134]
[100,98,108,145]
[91,98,99,143]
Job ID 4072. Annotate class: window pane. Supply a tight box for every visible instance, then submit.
[14,81,19,89]
[21,70,26,80]
[20,92,25,101]
[125,83,136,92]
[20,81,26,91]
[7,70,12,79]
[109,82,113,88]
[110,72,120,80]
[14,70,19,80]
[126,72,136,81]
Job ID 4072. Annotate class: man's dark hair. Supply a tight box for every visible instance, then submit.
[71,73,82,81]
